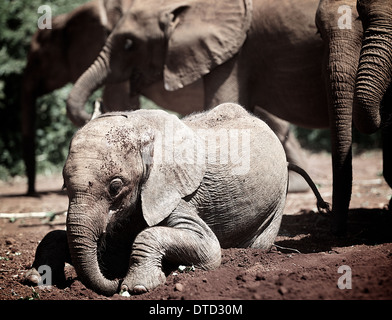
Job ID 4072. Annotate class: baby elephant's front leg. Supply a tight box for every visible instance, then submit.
[122,210,221,294]
[24,230,71,286]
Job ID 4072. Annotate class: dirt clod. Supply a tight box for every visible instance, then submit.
[278,286,288,295]
[174,283,184,292]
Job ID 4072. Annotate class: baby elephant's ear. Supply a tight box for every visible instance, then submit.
[140,114,206,226]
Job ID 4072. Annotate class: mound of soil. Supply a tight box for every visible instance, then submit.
[0,151,391,300]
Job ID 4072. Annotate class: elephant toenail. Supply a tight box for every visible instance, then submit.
[120,284,128,292]
[24,269,40,285]
[132,285,148,294]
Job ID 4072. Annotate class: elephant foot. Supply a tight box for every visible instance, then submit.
[288,171,310,193]
[121,265,167,295]
[23,266,67,287]
[26,190,39,197]
[121,284,147,295]
[24,268,41,285]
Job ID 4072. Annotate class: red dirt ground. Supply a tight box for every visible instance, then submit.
[0,151,391,301]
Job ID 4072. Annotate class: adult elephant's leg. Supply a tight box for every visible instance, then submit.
[324,36,361,235]
[317,0,363,235]
[254,107,309,192]
[21,88,37,195]
[121,208,221,294]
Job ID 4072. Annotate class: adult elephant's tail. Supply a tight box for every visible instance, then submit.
[287,163,331,216]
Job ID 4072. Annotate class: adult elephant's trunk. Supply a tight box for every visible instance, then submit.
[353,2,392,134]
[66,193,119,296]
[66,41,112,127]
[324,31,362,235]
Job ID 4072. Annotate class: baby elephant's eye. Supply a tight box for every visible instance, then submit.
[109,178,123,196]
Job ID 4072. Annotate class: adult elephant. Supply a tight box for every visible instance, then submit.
[67,0,389,234]
[22,0,134,195]
[22,0,307,195]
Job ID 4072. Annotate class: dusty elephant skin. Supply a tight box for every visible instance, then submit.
[353,0,392,135]
[24,104,327,296]
[316,0,392,234]
[352,0,392,210]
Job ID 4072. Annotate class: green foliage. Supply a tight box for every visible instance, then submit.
[293,125,382,154]
[34,85,100,175]
[19,287,40,300]
[293,126,331,153]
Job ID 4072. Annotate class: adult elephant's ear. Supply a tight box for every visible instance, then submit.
[161,0,253,91]
[139,111,206,226]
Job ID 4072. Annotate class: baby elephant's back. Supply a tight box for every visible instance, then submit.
[184,103,288,248]
[183,103,287,176]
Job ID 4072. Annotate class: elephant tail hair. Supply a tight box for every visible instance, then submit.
[288,163,331,216]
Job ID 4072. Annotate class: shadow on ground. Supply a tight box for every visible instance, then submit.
[276,208,392,254]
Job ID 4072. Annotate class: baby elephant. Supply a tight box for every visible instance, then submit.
[25,103,328,296]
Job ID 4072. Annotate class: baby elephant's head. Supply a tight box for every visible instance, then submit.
[62,110,205,296]
[64,113,147,232]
